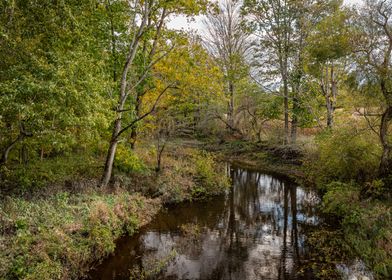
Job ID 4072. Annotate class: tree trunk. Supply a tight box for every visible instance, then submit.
[291,95,298,144]
[326,96,334,128]
[101,118,121,187]
[194,91,201,133]
[283,78,289,144]
[379,106,392,177]
[227,81,235,132]
[20,144,28,165]
[130,129,137,150]
[100,22,144,186]
[156,141,165,173]
[321,64,337,129]
[40,147,44,161]
[326,64,337,129]
[130,96,141,150]
[0,138,20,165]
[1,123,32,166]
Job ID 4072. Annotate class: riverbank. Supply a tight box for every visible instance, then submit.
[208,138,391,279]
[1,137,390,279]
[204,139,305,181]
[88,164,321,280]
[0,192,161,279]
[0,144,230,280]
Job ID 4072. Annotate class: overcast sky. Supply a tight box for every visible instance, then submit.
[167,0,364,34]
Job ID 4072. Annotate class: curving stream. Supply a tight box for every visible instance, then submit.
[88,165,322,280]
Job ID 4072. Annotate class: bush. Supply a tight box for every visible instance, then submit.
[0,155,100,194]
[192,151,230,198]
[305,128,380,187]
[320,181,392,279]
[322,181,360,217]
[114,145,148,174]
[151,148,230,202]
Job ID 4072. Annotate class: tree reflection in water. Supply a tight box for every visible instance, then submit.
[89,166,320,280]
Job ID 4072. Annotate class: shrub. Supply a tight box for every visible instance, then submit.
[320,181,392,279]
[0,155,100,194]
[152,148,230,203]
[322,181,360,217]
[114,145,148,174]
[192,151,230,197]
[305,128,380,187]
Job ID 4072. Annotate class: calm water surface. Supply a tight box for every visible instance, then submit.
[89,166,321,280]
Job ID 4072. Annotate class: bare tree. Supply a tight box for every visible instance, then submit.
[204,0,250,133]
[354,0,392,177]
[243,0,297,144]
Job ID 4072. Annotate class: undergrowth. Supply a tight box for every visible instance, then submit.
[0,143,230,280]
[0,192,160,280]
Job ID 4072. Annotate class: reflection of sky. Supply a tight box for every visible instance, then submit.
[134,168,320,280]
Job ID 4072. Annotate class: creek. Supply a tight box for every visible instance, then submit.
[88,165,325,279]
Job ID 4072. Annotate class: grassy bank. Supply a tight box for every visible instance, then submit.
[0,143,230,280]
[303,129,392,279]
[0,192,160,279]
[205,139,305,180]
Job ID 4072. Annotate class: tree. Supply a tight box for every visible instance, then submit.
[204,0,249,133]
[243,0,297,144]
[306,4,351,129]
[0,0,114,166]
[236,81,282,142]
[353,0,392,178]
[140,35,225,139]
[100,1,208,186]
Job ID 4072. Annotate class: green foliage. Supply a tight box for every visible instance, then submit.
[0,155,100,194]
[114,145,148,174]
[304,125,391,279]
[320,181,392,279]
[129,249,178,280]
[306,128,381,186]
[0,192,160,280]
[306,228,353,279]
[361,179,386,199]
[0,0,114,163]
[306,9,352,65]
[322,181,360,216]
[192,151,230,198]
[145,147,230,203]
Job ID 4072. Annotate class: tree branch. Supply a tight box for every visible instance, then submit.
[115,83,178,139]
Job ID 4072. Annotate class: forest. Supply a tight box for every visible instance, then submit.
[0,0,391,279]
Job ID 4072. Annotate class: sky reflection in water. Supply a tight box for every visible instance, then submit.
[89,167,320,280]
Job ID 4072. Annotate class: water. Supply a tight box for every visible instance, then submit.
[88,166,321,280]
[337,260,374,280]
